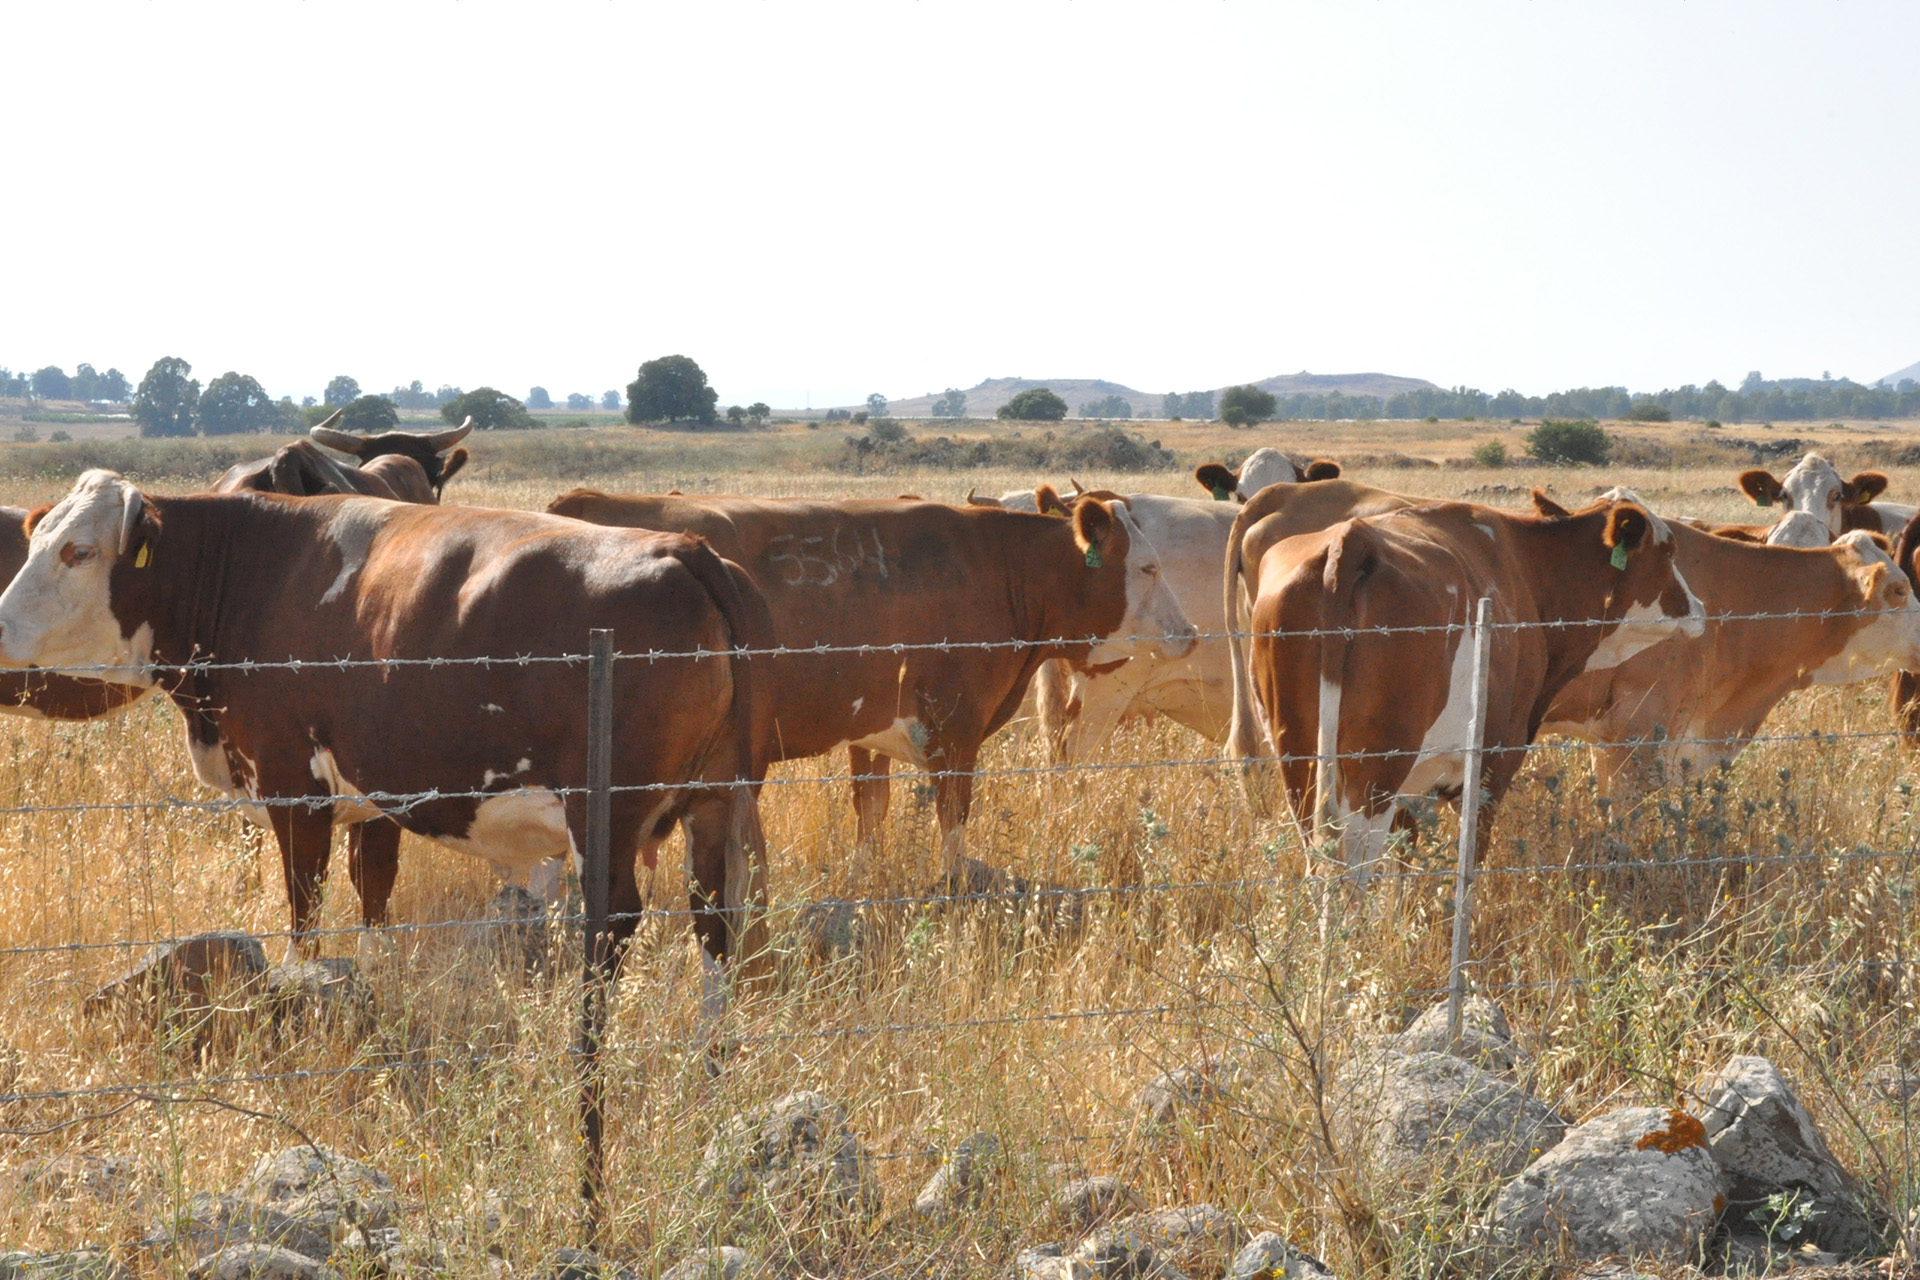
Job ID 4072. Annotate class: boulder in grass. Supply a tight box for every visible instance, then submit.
[1389,997,1523,1074]
[264,959,373,1036]
[1493,1107,1727,1262]
[659,1247,756,1280]
[1077,1206,1243,1280]
[1139,1062,1246,1127]
[234,1146,399,1253]
[83,932,268,1026]
[1225,1232,1334,1280]
[187,1245,339,1280]
[1056,1177,1147,1229]
[696,1091,879,1223]
[145,1193,320,1264]
[534,1250,636,1280]
[1012,1245,1096,1280]
[1694,1055,1873,1256]
[0,1251,135,1280]
[1335,1050,1565,1182]
[913,1132,1001,1223]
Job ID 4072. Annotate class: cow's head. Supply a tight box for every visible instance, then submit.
[0,471,159,679]
[1192,448,1338,502]
[1766,509,1840,548]
[1069,495,1198,663]
[311,414,474,496]
[1579,495,1705,668]
[1738,453,1888,538]
[1807,531,1920,680]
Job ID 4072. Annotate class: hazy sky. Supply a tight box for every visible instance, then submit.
[7,2,1916,409]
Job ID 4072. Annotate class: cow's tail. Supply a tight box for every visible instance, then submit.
[672,536,771,964]
[1313,523,1368,845]
[1223,492,1277,813]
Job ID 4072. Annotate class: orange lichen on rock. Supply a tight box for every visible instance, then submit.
[1635,1110,1708,1154]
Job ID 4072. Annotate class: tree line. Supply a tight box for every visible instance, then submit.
[0,364,133,402]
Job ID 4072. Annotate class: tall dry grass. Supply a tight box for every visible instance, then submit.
[0,438,1917,1277]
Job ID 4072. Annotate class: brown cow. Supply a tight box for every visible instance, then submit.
[1228,493,1703,878]
[214,415,472,504]
[0,505,151,721]
[544,489,1197,884]
[0,472,771,981]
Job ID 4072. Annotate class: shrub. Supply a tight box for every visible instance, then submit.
[997,388,1069,421]
[1472,440,1508,468]
[1218,385,1278,429]
[1704,419,1723,430]
[1625,401,1672,422]
[1526,419,1612,466]
[867,418,907,445]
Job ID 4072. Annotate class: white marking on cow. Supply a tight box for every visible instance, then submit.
[439,788,572,890]
[186,731,269,827]
[318,500,388,606]
[1474,522,1496,540]
[851,717,929,768]
[1235,448,1301,500]
[482,703,504,714]
[481,758,535,788]
[766,527,888,588]
[1314,674,1342,832]
[1765,511,1831,547]
[1086,505,1198,666]
[308,747,382,821]
[1400,631,1480,797]
[0,472,158,678]
[850,696,864,716]
[1581,558,1705,672]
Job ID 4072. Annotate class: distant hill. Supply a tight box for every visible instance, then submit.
[874,371,1438,419]
[1878,359,1920,388]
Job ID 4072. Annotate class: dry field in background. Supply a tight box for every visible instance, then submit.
[3,421,1920,1278]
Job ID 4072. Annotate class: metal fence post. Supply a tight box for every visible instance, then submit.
[1447,598,1494,1048]
[578,629,614,1242]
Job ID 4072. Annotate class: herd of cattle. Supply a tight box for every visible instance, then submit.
[0,421,1913,994]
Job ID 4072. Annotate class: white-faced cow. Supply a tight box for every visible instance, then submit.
[1540,490,1920,792]
[214,415,472,504]
[544,489,1197,886]
[1192,450,1342,503]
[1737,453,1915,541]
[0,472,771,979]
[1227,491,1703,878]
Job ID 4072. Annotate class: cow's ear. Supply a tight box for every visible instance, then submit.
[119,491,161,568]
[1738,469,1785,508]
[1072,498,1115,566]
[438,447,469,488]
[1193,463,1236,501]
[1035,484,1073,518]
[1603,503,1653,560]
[1844,471,1890,504]
[23,505,51,537]
[1711,526,1764,543]
[1867,531,1894,554]
[1303,458,1342,481]
[1530,490,1571,519]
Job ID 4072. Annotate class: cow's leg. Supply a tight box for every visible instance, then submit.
[680,784,769,983]
[1057,662,1151,764]
[269,797,335,958]
[346,818,402,927]
[935,747,997,892]
[848,746,890,849]
[1033,659,1078,761]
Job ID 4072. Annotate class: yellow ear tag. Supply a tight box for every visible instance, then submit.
[133,543,151,569]
[1084,545,1102,569]
[1609,543,1629,571]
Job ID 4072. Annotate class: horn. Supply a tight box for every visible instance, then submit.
[1069,477,1088,498]
[119,487,145,558]
[309,419,369,456]
[425,417,474,451]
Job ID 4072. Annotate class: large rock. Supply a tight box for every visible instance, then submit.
[659,1248,756,1280]
[0,1153,148,1208]
[0,1252,134,1280]
[146,1193,320,1262]
[1076,1205,1243,1280]
[1139,1062,1246,1127]
[264,959,373,1035]
[696,1091,879,1222]
[1226,1232,1334,1280]
[1055,1177,1147,1228]
[1694,1055,1872,1256]
[234,1146,399,1253]
[912,1132,1001,1223]
[1493,1107,1727,1262]
[187,1246,339,1280]
[1390,997,1523,1074]
[83,932,268,1024]
[1335,1050,1565,1181]
[1012,1245,1096,1280]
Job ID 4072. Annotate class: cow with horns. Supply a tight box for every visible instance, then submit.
[214,414,473,504]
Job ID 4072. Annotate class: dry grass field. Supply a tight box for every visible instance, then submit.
[4,417,1920,1278]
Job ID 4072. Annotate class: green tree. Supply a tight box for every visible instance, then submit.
[997,387,1068,421]
[339,394,400,434]
[566,392,593,411]
[600,390,620,411]
[133,356,200,437]
[96,367,130,401]
[1472,440,1508,467]
[442,386,536,431]
[435,384,463,406]
[527,386,553,410]
[625,354,718,425]
[0,369,26,396]
[747,402,770,426]
[727,404,746,426]
[1526,419,1612,466]
[866,393,888,418]
[30,366,71,400]
[1218,385,1277,428]
[1079,394,1132,419]
[198,372,283,435]
[930,388,968,418]
[389,380,436,409]
[1624,401,1672,422]
[324,375,361,407]
[70,364,100,400]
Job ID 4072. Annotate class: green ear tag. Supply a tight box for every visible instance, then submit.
[1210,485,1231,502]
[1756,494,1771,507]
[1609,542,1629,571]
[1085,545,1102,568]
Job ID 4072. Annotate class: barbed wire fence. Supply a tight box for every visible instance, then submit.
[0,600,1916,1247]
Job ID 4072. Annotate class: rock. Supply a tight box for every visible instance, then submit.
[1055,1177,1147,1228]
[0,1153,148,1208]
[659,1247,755,1280]
[913,1132,1001,1222]
[187,1245,339,1280]
[1695,1055,1872,1256]
[1079,1206,1242,1280]
[696,1091,879,1222]
[1012,1245,1095,1280]
[1493,1106,1727,1262]
[234,1146,399,1253]
[791,898,867,966]
[1335,1050,1565,1181]
[1225,1232,1334,1280]
[264,959,373,1034]
[482,886,548,973]
[1389,997,1523,1073]
[146,1192,320,1263]
[0,1251,134,1280]
[83,932,268,1024]
[1069,1231,1166,1280]
[1717,1231,1842,1274]
[1139,1062,1245,1126]
[533,1249,635,1280]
